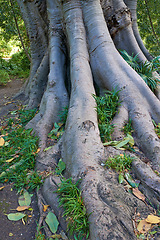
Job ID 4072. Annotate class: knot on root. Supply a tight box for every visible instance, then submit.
[79,120,95,132]
[106,7,131,37]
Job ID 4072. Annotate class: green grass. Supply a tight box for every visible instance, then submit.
[122,119,134,135]
[105,154,134,172]
[0,108,42,192]
[94,89,120,142]
[57,178,90,240]
[120,50,160,91]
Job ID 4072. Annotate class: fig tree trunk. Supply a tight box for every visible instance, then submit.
[17,0,160,239]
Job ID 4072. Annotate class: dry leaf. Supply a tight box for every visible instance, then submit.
[0,137,5,146]
[6,157,15,163]
[9,233,13,236]
[137,219,151,233]
[36,148,40,153]
[132,188,145,201]
[146,215,160,224]
[43,204,50,212]
[16,206,30,211]
[0,186,5,191]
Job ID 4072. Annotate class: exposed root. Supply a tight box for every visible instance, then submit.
[111,104,128,140]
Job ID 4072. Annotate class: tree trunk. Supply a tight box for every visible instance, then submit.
[17,0,160,239]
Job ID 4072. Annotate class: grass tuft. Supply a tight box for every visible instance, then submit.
[57,178,90,240]
[94,89,120,142]
[105,154,134,172]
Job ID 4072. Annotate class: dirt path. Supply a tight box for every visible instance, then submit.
[0,78,39,240]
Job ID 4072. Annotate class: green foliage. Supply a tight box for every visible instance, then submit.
[104,154,134,172]
[0,69,10,85]
[152,120,160,138]
[137,0,160,57]
[48,107,68,141]
[0,50,30,80]
[57,178,90,239]
[120,50,160,91]
[0,108,42,191]
[0,0,29,57]
[17,107,38,126]
[94,89,120,142]
[59,106,68,124]
[122,119,133,135]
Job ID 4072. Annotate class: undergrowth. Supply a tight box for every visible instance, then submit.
[120,50,160,91]
[94,89,120,142]
[57,178,90,240]
[0,107,42,192]
[0,50,30,85]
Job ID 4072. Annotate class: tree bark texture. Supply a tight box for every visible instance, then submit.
[17,0,160,239]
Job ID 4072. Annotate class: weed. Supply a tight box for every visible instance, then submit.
[48,107,68,141]
[59,106,68,124]
[120,50,160,91]
[35,226,45,240]
[122,119,134,135]
[57,178,90,240]
[105,154,134,172]
[94,89,120,142]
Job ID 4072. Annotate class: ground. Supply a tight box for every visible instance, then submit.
[0,78,39,240]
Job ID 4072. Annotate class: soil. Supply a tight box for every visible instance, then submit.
[0,78,39,240]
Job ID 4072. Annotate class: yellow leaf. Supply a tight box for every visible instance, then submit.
[36,148,40,153]
[146,215,160,224]
[9,233,13,236]
[22,218,26,225]
[16,206,30,211]
[0,186,5,191]
[137,219,151,233]
[0,137,5,146]
[6,157,15,163]
[43,204,50,212]
[132,188,145,201]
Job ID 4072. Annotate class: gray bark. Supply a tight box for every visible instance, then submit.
[17,0,160,239]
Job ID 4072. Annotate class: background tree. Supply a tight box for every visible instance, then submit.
[137,0,160,57]
[13,0,160,239]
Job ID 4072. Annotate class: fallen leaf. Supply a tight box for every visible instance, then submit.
[45,212,59,234]
[18,190,31,206]
[43,204,50,212]
[16,206,30,211]
[0,137,5,146]
[137,219,151,233]
[0,186,5,191]
[9,233,13,236]
[146,215,160,224]
[7,213,26,221]
[36,148,40,153]
[118,173,124,184]
[132,188,145,201]
[6,157,15,163]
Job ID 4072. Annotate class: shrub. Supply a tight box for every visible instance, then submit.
[0,69,10,85]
